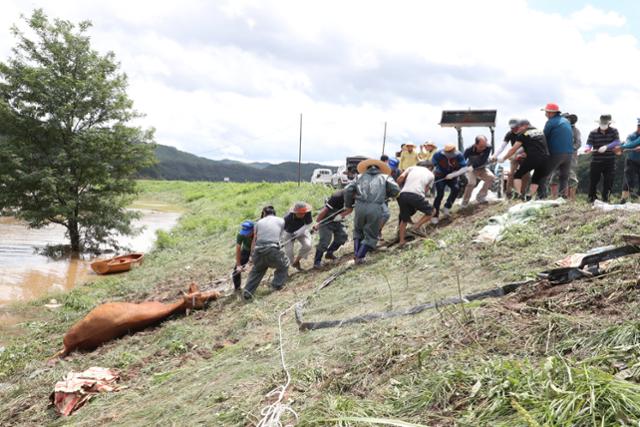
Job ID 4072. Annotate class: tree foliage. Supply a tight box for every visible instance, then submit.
[0,9,155,252]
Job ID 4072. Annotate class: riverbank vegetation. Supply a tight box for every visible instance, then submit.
[0,10,155,253]
[2,180,640,426]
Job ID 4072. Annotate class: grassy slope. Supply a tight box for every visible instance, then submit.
[2,181,640,426]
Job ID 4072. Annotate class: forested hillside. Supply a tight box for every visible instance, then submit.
[138,144,334,182]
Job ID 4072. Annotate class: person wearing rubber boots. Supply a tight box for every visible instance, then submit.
[243,206,289,300]
[232,220,254,291]
[312,190,351,269]
[344,158,400,264]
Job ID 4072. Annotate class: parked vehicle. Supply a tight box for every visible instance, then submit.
[331,156,366,188]
[331,165,350,188]
[310,168,334,185]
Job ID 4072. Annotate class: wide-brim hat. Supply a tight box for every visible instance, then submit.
[292,202,312,215]
[405,143,416,149]
[356,158,392,175]
[444,143,457,152]
[423,141,437,148]
[596,114,613,125]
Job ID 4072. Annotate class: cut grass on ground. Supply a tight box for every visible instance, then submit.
[1,180,640,426]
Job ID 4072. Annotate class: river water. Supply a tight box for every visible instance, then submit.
[0,209,180,307]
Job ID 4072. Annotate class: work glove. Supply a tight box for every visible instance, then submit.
[598,145,607,153]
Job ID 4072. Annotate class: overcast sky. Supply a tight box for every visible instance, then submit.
[2,0,640,165]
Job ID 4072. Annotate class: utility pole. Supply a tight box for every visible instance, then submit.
[381,121,387,156]
[297,113,302,186]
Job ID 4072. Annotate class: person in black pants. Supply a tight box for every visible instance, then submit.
[232,220,254,291]
[586,115,620,203]
[498,119,550,200]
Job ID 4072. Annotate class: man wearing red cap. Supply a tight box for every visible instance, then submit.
[542,103,573,199]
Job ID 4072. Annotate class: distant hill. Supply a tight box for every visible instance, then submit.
[138,144,335,182]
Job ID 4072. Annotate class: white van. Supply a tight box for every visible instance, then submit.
[310,168,333,185]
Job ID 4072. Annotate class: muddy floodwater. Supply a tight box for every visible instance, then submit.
[0,208,180,308]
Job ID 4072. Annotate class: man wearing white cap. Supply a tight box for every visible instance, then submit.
[344,159,400,263]
[399,143,419,171]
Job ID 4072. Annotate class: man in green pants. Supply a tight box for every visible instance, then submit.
[344,158,400,264]
[243,206,289,300]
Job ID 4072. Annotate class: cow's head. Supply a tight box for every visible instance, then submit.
[183,283,222,310]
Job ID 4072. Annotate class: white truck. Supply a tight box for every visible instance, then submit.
[331,156,366,188]
[310,168,334,185]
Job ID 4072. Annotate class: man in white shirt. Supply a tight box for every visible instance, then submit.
[396,161,435,247]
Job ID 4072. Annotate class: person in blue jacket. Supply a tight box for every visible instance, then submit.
[620,118,640,203]
[430,144,472,224]
[542,103,573,198]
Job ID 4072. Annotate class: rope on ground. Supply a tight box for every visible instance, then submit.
[255,262,354,426]
[295,280,535,331]
[256,304,299,427]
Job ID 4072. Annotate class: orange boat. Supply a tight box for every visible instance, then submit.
[90,253,144,275]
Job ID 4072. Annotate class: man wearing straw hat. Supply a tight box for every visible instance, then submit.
[283,202,313,270]
[419,141,438,162]
[431,143,472,223]
[344,158,400,263]
[585,114,620,203]
[399,142,419,171]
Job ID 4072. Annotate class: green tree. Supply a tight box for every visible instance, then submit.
[0,9,155,253]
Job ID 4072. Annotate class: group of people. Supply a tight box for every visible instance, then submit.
[232,104,640,299]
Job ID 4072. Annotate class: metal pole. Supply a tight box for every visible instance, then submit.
[381,121,387,156]
[490,126,495,154]
[297,113,302,186]
[456,127,463,151]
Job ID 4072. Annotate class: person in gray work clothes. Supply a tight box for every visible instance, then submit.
[243,205,289,300]
[344,158,400,264]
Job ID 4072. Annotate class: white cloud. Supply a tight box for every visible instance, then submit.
[1,0,639,164]
[570,5,626,31]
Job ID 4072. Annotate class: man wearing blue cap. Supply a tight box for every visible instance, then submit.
[620,118,640,203]
[232,220,254,291]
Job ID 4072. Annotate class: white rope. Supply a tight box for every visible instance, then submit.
[256,304,299,427]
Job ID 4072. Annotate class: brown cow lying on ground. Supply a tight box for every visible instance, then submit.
[54,283,221,358]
